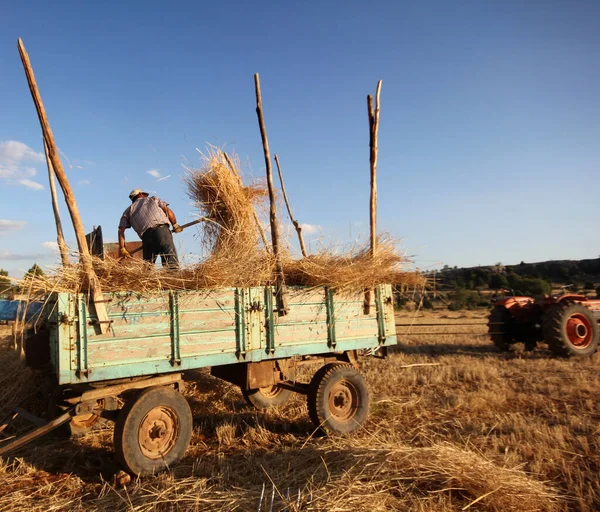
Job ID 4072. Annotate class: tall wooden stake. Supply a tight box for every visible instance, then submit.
[274,154,307,258]
[365,80,382,314]
[18,39,110,333]
[368,80,382,257]
[254,73,288,315]
[222,151,271,254]
[43,140,69,267]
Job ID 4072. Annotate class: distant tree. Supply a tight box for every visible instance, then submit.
[493,262,505,274]
[25,264,45,278]
[489,273,509,289]
[583,281,595,291]
[507,274,552,296]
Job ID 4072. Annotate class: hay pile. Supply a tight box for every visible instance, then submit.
[184,149,267,258]
[18,151,423,296]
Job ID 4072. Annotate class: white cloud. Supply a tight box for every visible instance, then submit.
[78,180,91,186]
[41,241,60,252]
[0,140,45,189]
[300,223,322,235]
[155,174,171,182]
[147,169,161,178]
[19,178,44,190]
[0,220,26,235]
[0,249,47,261]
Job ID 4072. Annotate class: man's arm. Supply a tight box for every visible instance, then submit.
[160,204,182,232]
[118,226,130,257]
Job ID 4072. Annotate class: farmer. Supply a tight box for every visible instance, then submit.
[118,188,183,269]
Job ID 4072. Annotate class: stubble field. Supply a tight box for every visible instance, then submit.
[0,310,598,511]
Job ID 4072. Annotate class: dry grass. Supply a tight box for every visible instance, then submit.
[17,239,422,296]
[2,312,599,510]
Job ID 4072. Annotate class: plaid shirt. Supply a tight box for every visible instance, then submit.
[119,196,170,238]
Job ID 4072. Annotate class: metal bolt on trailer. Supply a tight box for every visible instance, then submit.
[0,284,396,476]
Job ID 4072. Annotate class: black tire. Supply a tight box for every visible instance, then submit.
[542,302,599,358]
[242,385,292,409]
[114,386,193,476]
[488,306,515,351]
[307,363,369,435]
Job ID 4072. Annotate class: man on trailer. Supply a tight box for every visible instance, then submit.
[118,188,183,269]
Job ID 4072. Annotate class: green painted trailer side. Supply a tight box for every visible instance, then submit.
[47,284,397,385]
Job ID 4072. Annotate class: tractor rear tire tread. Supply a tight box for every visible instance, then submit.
[488,306,515,352]
[542,302,599,358]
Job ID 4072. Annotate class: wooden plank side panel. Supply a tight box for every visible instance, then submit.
[87,336,173,366]
[273,287,328,348]
[179,288,238,358]
[334,291,377,342]
[182,331,239,357]
[84,289,240,373]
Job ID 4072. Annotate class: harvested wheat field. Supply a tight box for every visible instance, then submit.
[1,310,598,511]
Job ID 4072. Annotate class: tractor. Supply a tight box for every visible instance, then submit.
[488,290,600,357]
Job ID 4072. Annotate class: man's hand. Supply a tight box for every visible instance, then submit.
[120,247,131,258]
[172,223,183,233]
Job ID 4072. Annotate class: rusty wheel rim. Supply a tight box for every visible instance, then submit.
[328,380,359,421]
[566,313,593,348]
[258,386,281,398]
[138,406,179,460]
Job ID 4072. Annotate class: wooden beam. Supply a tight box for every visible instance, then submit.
[43,140,69,267]
[222,151,271,254]
[274,154,307,258]
[18,39,109,333]
[365,81,382,314]
[369,80,382,257]
[254,73,288,315]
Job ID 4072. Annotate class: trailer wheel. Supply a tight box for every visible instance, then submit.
[488,306,515,351]
[542,302,599,357]
[243,385,292,409]
[307,363,369,435]
[114,386,192,476]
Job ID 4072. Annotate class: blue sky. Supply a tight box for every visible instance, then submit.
[1,1,599,278]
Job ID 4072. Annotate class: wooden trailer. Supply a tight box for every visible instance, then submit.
[0,284,396,476]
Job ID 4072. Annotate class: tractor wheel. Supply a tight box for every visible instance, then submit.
[114,386,192,476]
[307,363,369,435]
[242,385,292,409]
[542,302,599,358]
[488,306,515,351]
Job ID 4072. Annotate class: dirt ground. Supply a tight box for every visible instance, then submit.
[0,310,598,511]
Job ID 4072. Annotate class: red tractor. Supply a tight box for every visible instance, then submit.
[488,291,600,357]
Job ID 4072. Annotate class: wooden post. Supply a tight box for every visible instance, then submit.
[222,151,271,254]
[43,140,69,267]
[254,73,288,315]
[364,80,382,314]
[18,39,110,333]
[274,154,307,258]
[369,80,382,257]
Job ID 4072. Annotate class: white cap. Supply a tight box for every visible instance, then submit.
[128,188,148,200]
